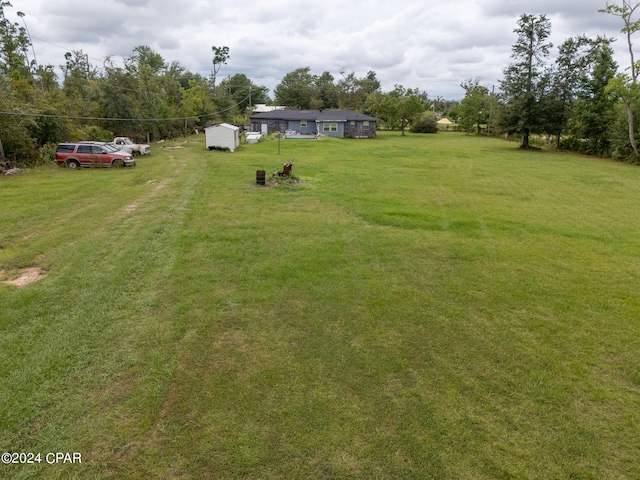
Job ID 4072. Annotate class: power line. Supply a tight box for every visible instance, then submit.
[29,35,107,65]
[0,111,195,122]
[0,94,251,122]
[2,13,256,123]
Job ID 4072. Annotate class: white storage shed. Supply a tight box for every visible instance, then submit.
[205,123,240,152]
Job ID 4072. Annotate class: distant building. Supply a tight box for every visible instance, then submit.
[251,104,286,114]
[250,109,377,138]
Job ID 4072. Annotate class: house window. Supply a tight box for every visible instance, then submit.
[300,120,307,127]
[350,121,355,127]
[323,122,338,132]
[363,121,370,131]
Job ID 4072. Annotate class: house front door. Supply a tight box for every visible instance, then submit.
[261,123,268,135]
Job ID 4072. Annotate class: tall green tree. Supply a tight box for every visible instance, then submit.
[336,71,360,110]
[61,50,99,119]
[218,73,269,112]
[600,0,640,158]
[459,78,490,134]
[131,45,166,75]
[365,91,397,129]
[97,56,141,137]
[163,61,200,112]
[366,85,426,135]
[211,45,229,93]
[500,13,553,148]
[337,70,380,111]
[274,67,319,108]
[316,71,339,109]
[359,71,381,96]
[0,74,35,165]
[571,41,618,155]
[543,36,603,147]
[0,1,39,164]
[125,46,170,139]
[0,1,31,80]
[180,78,218,129]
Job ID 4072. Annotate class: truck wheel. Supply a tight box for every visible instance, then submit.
[112,159,124,168]
[67,159,80,169]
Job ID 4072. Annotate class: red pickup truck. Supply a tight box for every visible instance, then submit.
[55,142,136,168]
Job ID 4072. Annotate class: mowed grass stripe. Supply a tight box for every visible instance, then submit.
[1,133,639,479]
[0,147,201,477]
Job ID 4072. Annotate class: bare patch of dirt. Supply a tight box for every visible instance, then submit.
[122,180,167,213]
[248,178,306,188]
[1,267,46,287]
[152,181,167,193]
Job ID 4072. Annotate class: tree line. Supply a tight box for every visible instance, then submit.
[459,2,640,162]
[1,0,639,167]
[0,1,275,168]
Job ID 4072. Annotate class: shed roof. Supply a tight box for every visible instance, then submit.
[250,109,377,122]
[205,123,239,131]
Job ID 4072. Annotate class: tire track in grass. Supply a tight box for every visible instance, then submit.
[0,146,205,479]
[74,155,203,474]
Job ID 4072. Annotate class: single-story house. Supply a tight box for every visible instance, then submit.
[205,123,240,152]
[250,109,377,138]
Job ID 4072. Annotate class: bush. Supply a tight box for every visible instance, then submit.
[38,142,58,166]
[412,117,438,134]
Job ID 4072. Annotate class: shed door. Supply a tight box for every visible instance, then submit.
[261,123,268,135]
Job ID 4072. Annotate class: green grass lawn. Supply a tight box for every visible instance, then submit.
[1,132,640,479]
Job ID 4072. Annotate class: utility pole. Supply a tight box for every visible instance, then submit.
[17,11,43,91]
[487,85,495,137]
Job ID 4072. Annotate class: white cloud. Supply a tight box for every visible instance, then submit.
[6,0,630,99]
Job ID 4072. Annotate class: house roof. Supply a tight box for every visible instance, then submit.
[250,109,377,122]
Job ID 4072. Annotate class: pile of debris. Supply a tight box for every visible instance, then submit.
[0,139,19,175]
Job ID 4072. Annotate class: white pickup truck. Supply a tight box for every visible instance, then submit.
[113,137,151,156]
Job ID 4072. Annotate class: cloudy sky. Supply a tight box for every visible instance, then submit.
[4,0,629,99]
